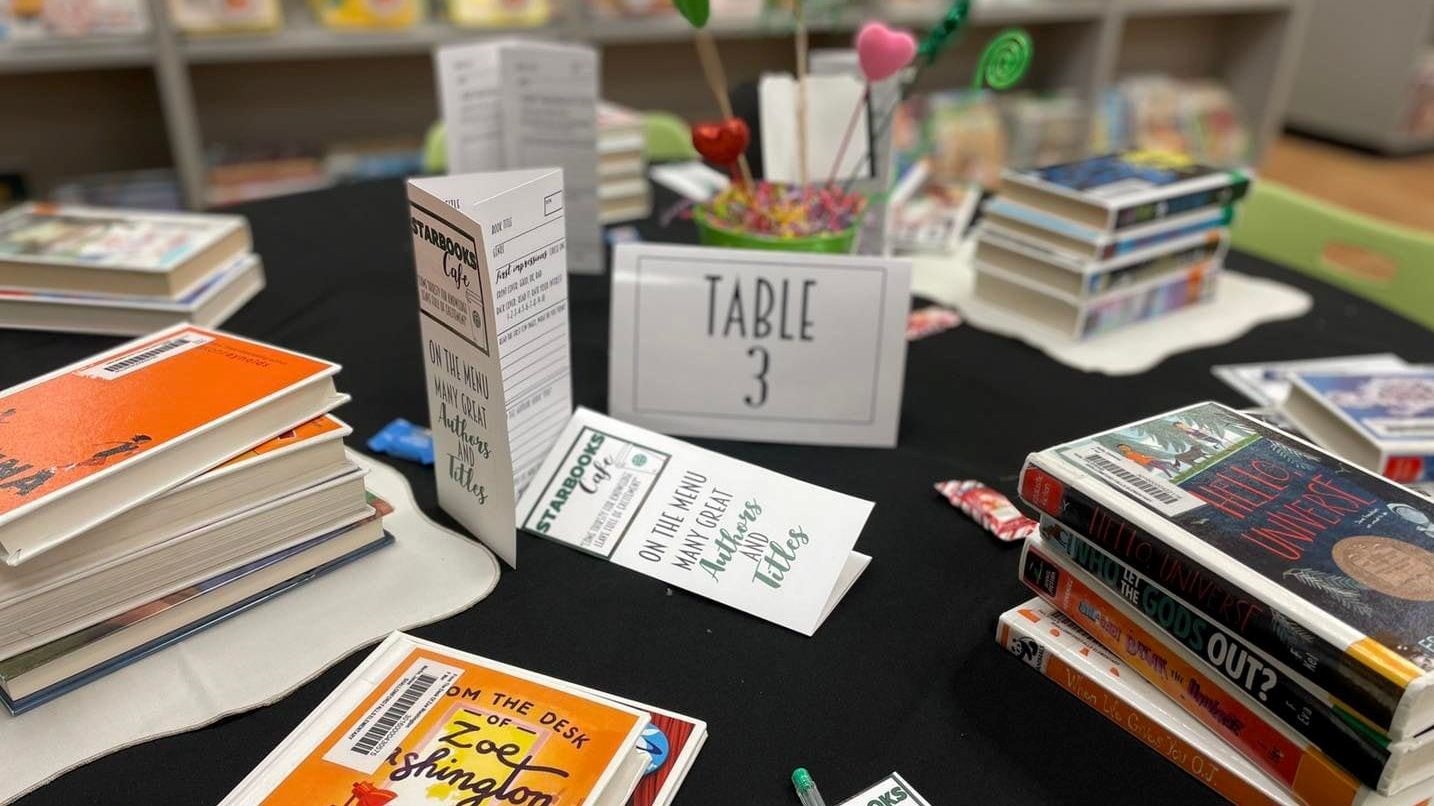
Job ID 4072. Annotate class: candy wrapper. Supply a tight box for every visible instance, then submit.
[934,479,1036,542]
[906,305,961,341]
[366,418,434,465]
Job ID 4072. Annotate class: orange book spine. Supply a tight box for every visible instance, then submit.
[1020,539,1365,806]
[998,615,1289,806]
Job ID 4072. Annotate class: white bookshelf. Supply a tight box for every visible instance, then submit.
[0,0,1308,208]
[1285,0,1434,154]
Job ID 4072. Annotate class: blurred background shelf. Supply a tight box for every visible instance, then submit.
[0,0,1309,210]
[1284,0,1434,155]
[0,36,154,73]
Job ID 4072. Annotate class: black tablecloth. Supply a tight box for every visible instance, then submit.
[8,179,1434,805]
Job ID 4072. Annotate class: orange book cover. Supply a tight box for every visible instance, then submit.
[0,324,338,524]
[238,637,646,805]
[213,414,348,473]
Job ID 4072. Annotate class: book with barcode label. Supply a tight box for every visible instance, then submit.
[221,632,669,806]
[0,323,345,566]
[1018,401,1434,742]
[0,202,252,298]
[1281,368,1434,484]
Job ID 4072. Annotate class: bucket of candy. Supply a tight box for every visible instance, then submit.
[694,181,867,254]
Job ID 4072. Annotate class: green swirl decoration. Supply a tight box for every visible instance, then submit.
[972,28,1033,91]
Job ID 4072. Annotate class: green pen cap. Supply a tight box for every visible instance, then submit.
[792,768,815,792]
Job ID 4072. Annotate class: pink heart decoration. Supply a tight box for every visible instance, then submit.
[855,21,917,83]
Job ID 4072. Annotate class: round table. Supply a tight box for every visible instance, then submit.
[8,179,1434,805]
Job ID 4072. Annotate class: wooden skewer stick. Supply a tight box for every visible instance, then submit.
[694,29,754,187]
[793,0,809,186]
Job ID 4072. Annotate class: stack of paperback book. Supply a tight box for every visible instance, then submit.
[0,202,265,336]
[597,101,651,224]
[1000,401,1434,805]
[0,325,390,714]
[973,151,1249,340]
[223,632,706,805]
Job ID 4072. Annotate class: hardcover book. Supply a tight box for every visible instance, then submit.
[0,203,251,297]
[975,221,1227,296]
[221,632,652,805]
[998,150,1250,231]
[998,599,1297,806]
[1018,537,1431,806]
[1019,401,1434,741]
[0,324,344,565]
[0,252,265,336]
[1281,369,1434,484]
[1039,517,1434,794]
[973,258,1219,340]
[0,503,391,714]
[981,196,1231,261]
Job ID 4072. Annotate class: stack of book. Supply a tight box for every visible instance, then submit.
[973,151,1249,340]
[1001,400,1434,805]
[0,202,265,335]
[223,632,706,805]
[597,101,651,225]
[0,325,390,714]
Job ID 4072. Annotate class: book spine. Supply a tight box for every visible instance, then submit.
[1042,519,1390,789]
[1381,454,1434,484]
[1019,539,1363,805]
[997,615,1291,806]
[1113,175,1250,229]
[1101,207,1232,259]
[1020,459,1405,734]
[1078,263,1217,339]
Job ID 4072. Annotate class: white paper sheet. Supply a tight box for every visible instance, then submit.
[0,451,501,805]
[759,73,870,185]
[911,242,1313,376]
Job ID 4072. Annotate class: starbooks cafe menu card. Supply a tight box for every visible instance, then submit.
[221,632,650,805]
[517,408,873,635]
[408,169,573,567]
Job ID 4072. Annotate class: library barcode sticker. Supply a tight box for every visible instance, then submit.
[322,658,463,774]
[80,332,213,380]
[1060,443,1204,517]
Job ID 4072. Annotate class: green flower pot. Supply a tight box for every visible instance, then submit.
[693,205,861,254]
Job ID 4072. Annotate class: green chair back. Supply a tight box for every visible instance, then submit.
[1231,181,1434,331]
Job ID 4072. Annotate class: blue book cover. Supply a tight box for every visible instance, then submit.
[1044,402,1434,678]
[1288,371,1434,485]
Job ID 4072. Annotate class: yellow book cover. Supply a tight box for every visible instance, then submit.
[447,0,549,28]
[224,634,648,805]
[310,0,423,30]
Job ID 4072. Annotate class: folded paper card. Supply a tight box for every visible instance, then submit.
[436,39,603,274]
[408,169,574,566]
[517,407,872,635]
[838,772,932,806]
[609,243,911,447]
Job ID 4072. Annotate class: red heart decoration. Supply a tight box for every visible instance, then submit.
[691,117,750,166]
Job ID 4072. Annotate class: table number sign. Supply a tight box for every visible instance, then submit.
[517,407,872,635]
[408,168,574,567]
[609,243,911,447]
